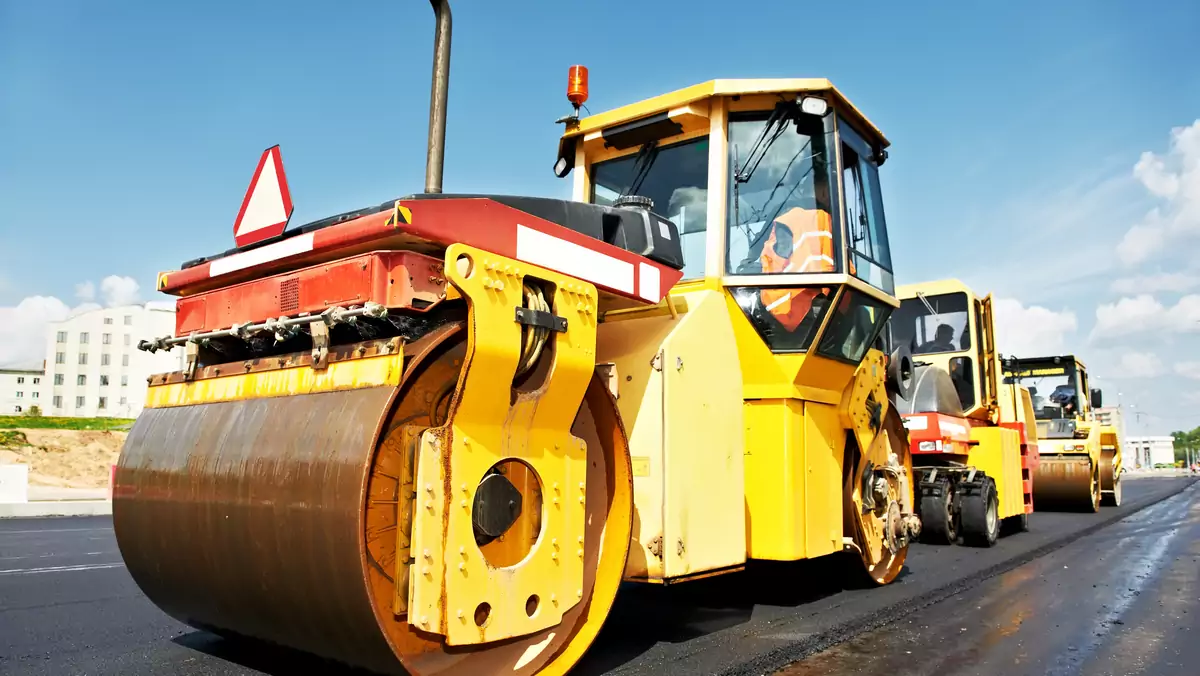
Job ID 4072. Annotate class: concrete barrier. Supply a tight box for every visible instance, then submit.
[0,464,29,503]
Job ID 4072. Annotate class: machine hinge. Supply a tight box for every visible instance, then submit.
[183,341,199,381]
[310,321,330,370]
[514,306,567,332]
[651,351,663,372]
[648,535,663,558]
[676,537,686,557]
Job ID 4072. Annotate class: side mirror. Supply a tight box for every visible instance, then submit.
[1091,388,1103,409]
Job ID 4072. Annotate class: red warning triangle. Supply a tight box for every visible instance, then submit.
[233,145,294,247]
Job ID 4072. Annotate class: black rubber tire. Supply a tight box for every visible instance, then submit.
[918,478,956,545]
[960,478,1000,548]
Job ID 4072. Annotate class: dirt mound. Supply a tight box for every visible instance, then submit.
[0,428,127,488]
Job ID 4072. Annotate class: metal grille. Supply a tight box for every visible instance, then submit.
[279,277,300,313]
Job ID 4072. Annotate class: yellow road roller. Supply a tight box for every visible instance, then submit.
[1000,354,1122,511]
[889,279,1039,546]
[113,2,922,674]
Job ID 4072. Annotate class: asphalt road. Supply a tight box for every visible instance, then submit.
[775,478,1200,676]
[0,475,1195,676]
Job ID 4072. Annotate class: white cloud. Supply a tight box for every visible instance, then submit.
[0,275,149,367]
[1118,119,1200,265]
[1110,271,1200,295]
[1175,362,1200,380]
[0,296,71,368]
[1091,293,1200,340]
[74,281,95,302]
[100,275,140,306]
[992,298,1078,357]
[1118,351,1165,378]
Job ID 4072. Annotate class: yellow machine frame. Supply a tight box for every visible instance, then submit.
[559,78,919,583]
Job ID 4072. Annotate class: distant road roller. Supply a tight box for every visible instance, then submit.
[1000,354,1122,511]
[888,279,1038,546]
[112,2,922,674]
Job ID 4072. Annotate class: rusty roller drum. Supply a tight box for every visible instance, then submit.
[113,322,634,676]
[1031,455,1099,513]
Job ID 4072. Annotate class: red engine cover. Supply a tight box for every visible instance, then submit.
[174,250,446,336]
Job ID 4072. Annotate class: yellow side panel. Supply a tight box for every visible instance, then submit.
[144,352,407,408]
[661,292,747,578]
[967,427,1024,520]
[596,289,746,582]
[743,399,844,561]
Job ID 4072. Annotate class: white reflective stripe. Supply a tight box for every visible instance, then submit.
[515,225,635,294]
[638,262,660,301]
[765,291,793,312]
[787,254,837,273]
[210,233,316,277]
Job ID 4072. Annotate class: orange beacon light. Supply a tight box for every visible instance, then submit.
[567,65,589,107]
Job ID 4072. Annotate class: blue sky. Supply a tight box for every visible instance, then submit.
[2,0,1199,437]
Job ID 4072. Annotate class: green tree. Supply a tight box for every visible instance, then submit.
[1171,428,1200,465]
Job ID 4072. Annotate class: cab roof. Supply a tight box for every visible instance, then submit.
[561,78,889,148]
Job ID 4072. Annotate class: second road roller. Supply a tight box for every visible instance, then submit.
[112,1,923,673]
[1001,354,1123,511]
[889,279,1040,547]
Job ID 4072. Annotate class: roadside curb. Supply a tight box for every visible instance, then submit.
[718,477,1199,676]
[0,500,112,518]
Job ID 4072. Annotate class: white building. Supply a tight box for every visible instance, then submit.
[0,365,45,415]
[41,304,185,418]
[1126,436,1176,469]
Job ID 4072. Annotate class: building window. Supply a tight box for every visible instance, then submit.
[121,375,128,386]
[54,374,63,385]
[76,396,85,408]
[77,375,86,386]
[31,392,38,399]
[101,353,111,366]
[56,331,67,343]
[103,333,112,344]
[55,352,65,364]
[119,396,127,405]
[124,315,132,326]
[16,377,23,384]
[32,377,39,385]
[79,332,89,344]
[98,397,107,410]
[14,405,21,413]
[100,375,110,386]
[15,391,22,398]
[79,353,88,365]
[124,334,131,346]
[122,355,130,367]
[53,395,62,408]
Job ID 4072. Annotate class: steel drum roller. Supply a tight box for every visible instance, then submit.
[113,325,633,676]
[1031,455,1098,512]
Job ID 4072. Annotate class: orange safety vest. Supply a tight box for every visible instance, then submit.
[759,207,836,331]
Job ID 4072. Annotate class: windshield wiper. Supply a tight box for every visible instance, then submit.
[916,292,941,323]
[734,100,795,185]
[615,140,659,203]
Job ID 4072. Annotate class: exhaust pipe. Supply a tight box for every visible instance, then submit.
[426,0,452,194]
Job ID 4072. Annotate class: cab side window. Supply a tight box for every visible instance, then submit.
[839,120,894,294]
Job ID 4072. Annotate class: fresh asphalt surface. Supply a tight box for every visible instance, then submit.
[0,476,1195,676]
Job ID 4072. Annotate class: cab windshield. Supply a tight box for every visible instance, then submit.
[591,137,709,280]
[725,111,839,276]
[888,292,971,355]
[1004,362,1080,420]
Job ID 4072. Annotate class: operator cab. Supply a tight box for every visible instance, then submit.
[891,280,1000,420]
[1001,355,1103,439]
[555,77,896,365]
